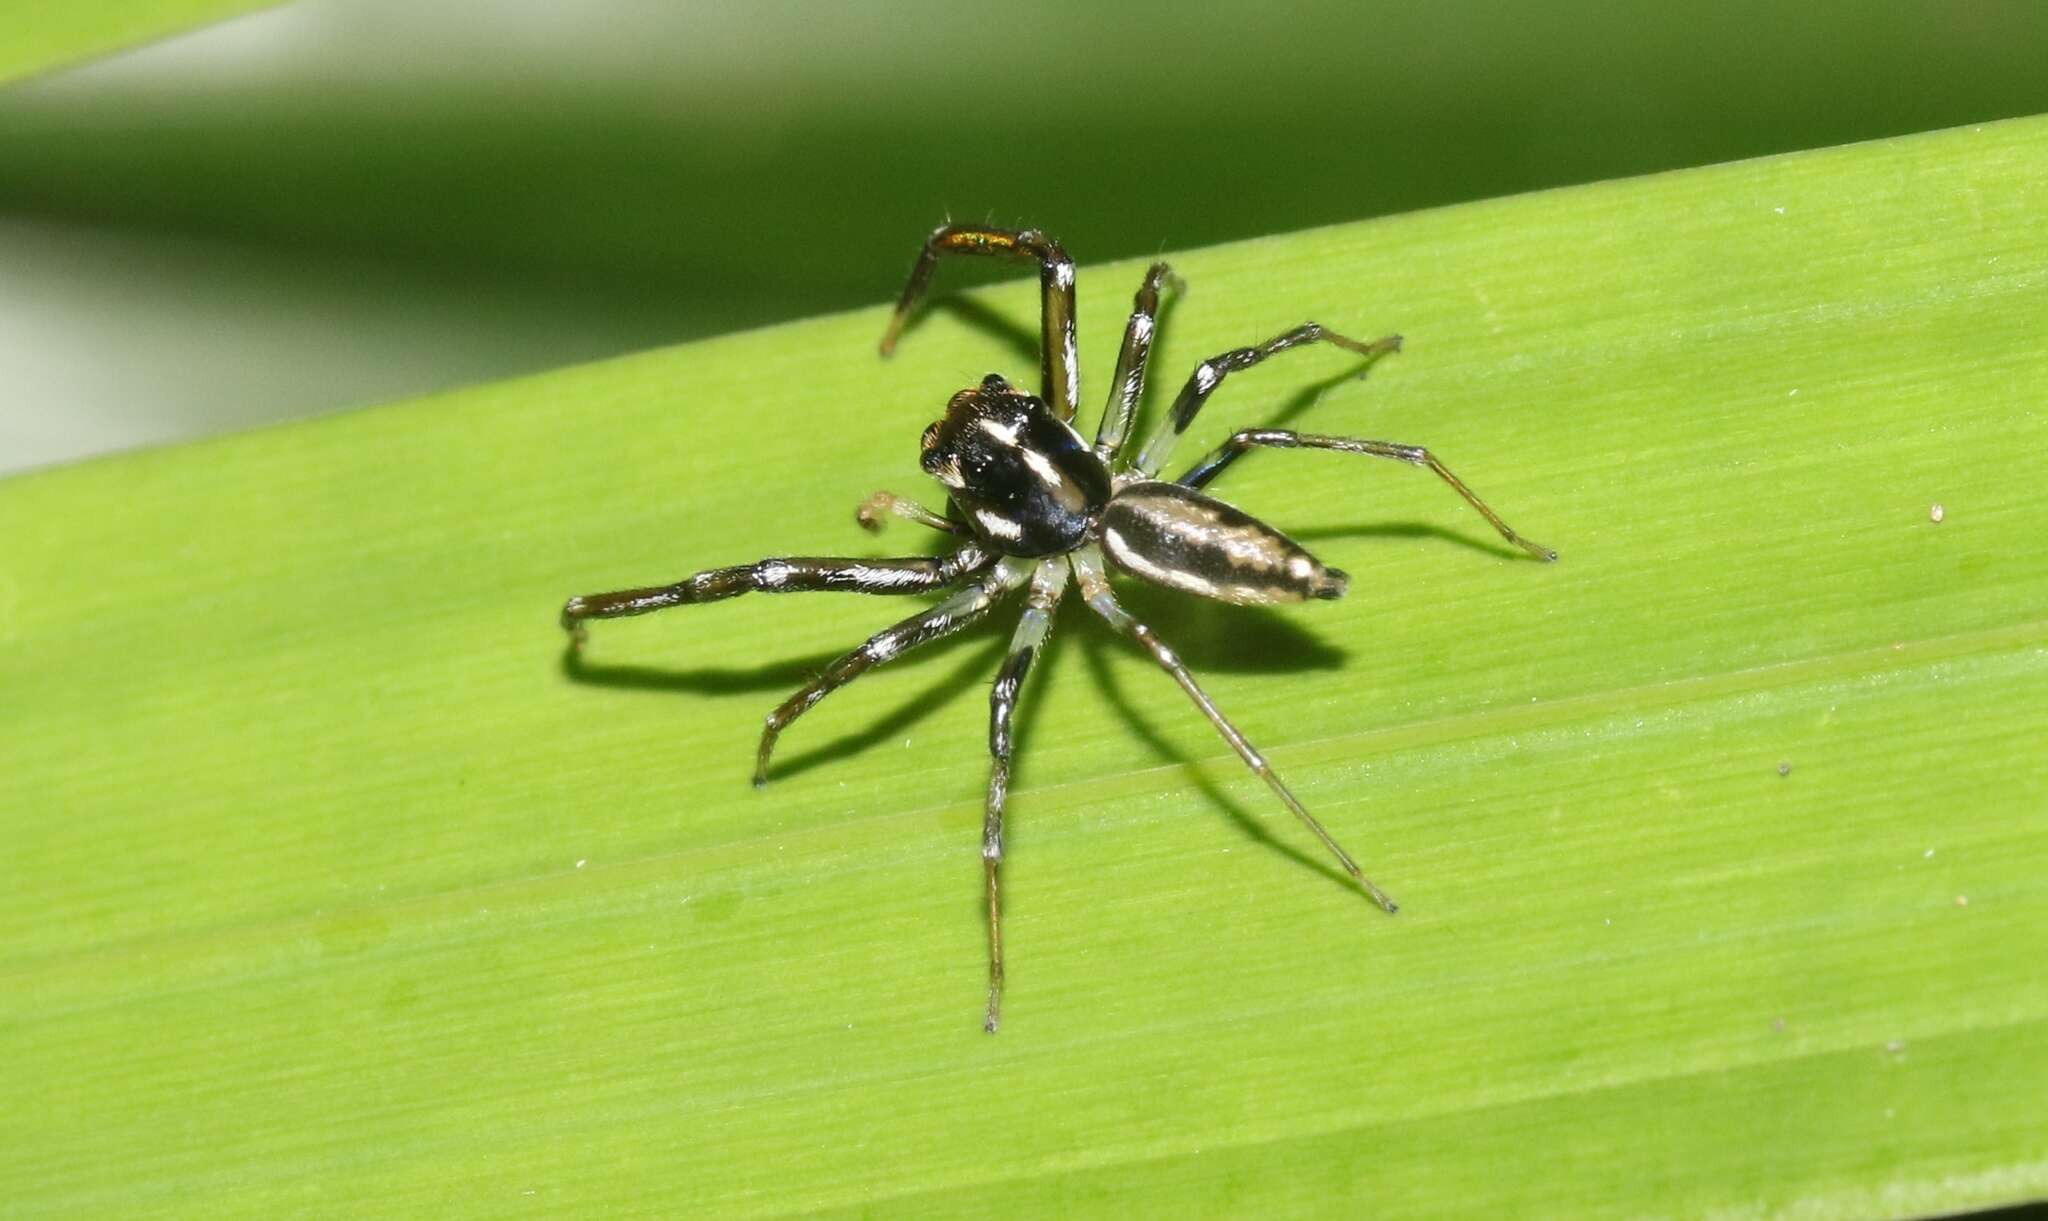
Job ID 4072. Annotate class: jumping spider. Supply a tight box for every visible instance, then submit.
[561,225,1555,1032]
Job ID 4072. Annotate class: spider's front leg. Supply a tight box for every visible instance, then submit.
[981,557,1068,1034]
[879,224,1081,423]
[1070,545,1400,913]
[560,544,991,648]
[753,559,1034,785]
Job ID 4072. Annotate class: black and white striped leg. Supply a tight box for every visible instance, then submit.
[1177,430,1556,561]
[982,557,1068,1033]
[856,490,968,536]
[754,559,1032,786]
[1093,262,1183,461]
[561,544,993,648]
[878,224,1082,423]
[1070,545,1399,913]
[1133,324,1401,476]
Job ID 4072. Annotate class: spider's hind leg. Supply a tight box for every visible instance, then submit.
[1070,544,1399,913]
[1176,430,1556,562]
[753,559,1031,785]
[1133,323,1400,476]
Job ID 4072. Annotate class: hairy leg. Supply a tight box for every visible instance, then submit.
[753,558,1033,784]
[1177,430,1555,561]
[561,544,993,647]
[1070,544,1398,912]
[981,557,1068,1032]
[879,224,1081,423]
[1133,323,1400,476]
[1094,262,1183,461]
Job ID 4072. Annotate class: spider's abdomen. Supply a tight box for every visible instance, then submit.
[921,374,1112,557]
[1100,480,1348,605]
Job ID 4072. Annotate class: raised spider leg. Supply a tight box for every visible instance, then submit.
[1178,431,1556,561]
[982,557,1068,1034]
[560,545,992,648]
[1093,262,1184,461]
[754,559,1034,785]
[1133,323,1401,476]
[1070,545,1399,913]
[878,224,1081,423]
[856,491,967,536]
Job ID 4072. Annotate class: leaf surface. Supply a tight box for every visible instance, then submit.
[3,117,2046,1216]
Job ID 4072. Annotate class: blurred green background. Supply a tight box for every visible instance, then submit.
[5,0,2048,474]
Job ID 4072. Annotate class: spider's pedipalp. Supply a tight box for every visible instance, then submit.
[856,490,966,536]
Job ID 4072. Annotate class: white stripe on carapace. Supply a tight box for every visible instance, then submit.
[1018,445,1065,489]
[975,508,1023,541]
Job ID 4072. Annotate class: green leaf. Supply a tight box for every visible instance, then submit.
[5,116,2046,1216]
[0,2,278,86]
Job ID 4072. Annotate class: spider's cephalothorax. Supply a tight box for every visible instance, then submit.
[921,373,1110,556]
[561,224,1557,1032]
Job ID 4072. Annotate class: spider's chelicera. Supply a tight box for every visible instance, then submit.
[561,225,1556,1032]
